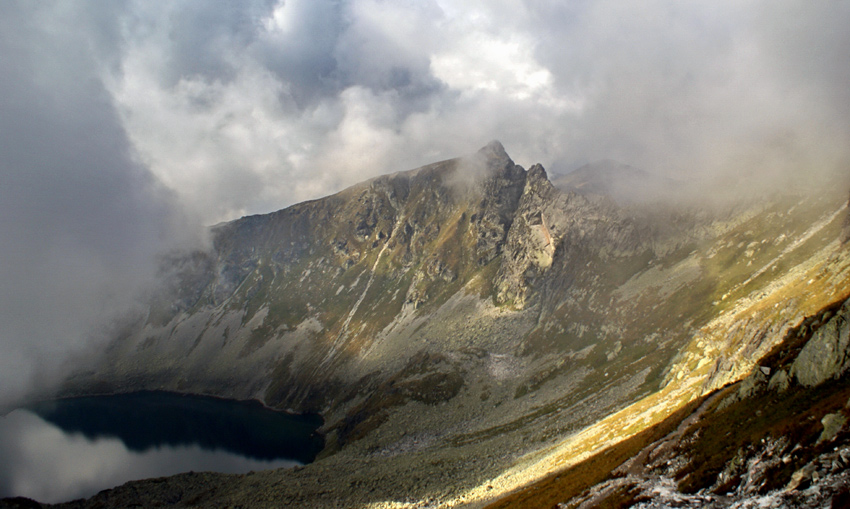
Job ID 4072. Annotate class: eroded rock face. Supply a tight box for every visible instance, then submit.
[495,164,561,307]
[792,300,850,387]
[551,297,850,509]
[494,163,645,309]
[466,141,527,265]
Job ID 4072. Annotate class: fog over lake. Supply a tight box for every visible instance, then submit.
[0,392,323,504]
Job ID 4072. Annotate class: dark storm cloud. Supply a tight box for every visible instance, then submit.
[111,0,461,221]
[251,0,346,107]
[0,2,199,408]
[127,0,277,87]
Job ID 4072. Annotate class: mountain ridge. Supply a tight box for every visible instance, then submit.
[36,143,850,507]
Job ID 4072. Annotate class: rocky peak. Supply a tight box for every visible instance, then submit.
[477,139,510,163]
[527,163,548,182]
[51,142,850,509]
[843,190,850,243]
[466,144,527,265]
[524,163,554,197]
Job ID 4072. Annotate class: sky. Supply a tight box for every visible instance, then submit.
[0,0,849,407]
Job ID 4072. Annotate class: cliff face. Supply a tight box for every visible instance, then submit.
[55,143,850,507]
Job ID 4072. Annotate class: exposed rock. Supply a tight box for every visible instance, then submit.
[738,368,768,399]
[473,175,526,263]
[718,367,769,410]
[43,143,850,509]
[494,162,645,308]
[785,464,815,491]
[494,164,561,307]
[767,368,790,392]
[791,300,850,387]
[818,413,847,444]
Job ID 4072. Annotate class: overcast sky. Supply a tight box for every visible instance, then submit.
[1,0,849,406]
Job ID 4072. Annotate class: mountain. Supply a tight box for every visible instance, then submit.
[33,143,850,507]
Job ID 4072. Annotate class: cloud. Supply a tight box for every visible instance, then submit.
[104,0,850,224]
[0,1,200,408]
[0,409,297,503]
[526,1,850,182]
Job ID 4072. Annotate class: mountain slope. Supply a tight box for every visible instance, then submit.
[46,143,850,507]
[493,293,850,508]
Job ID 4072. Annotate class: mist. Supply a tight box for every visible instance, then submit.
[0,3,203,410]
[107,0,850,216]
[1,0,849,408]
[0,409,298,503]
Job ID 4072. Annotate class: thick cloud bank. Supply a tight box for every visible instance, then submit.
[108,0,850,220]
[0,3,199,408]
[1,0,848,406]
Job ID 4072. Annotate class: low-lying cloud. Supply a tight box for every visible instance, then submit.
[0,409,297,503]
[0,2,202,409]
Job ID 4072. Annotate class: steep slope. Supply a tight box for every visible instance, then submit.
[47,144,850,508]
[62,141,668,447]
[495,292,850,508]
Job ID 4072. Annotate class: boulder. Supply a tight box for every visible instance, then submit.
[791,300,850,387]
[767,368,790,392]
[818,413,847,444]
[785,464,815,491]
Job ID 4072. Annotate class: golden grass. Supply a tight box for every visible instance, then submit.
[485,397,704,508]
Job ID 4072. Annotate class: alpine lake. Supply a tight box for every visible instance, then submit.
[0,391,323,504]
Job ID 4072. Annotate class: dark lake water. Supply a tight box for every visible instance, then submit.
[0,391,323,504]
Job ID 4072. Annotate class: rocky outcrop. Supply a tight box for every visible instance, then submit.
[494,163,645,308]
[792,299,850,387]
[494,164,560,307]
[537,296,850,509]
[466,141,527,265]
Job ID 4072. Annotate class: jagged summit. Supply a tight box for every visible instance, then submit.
[527,163,548,181]
[477,139,510,161]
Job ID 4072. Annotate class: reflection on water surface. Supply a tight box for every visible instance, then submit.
[0,392,323,504]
